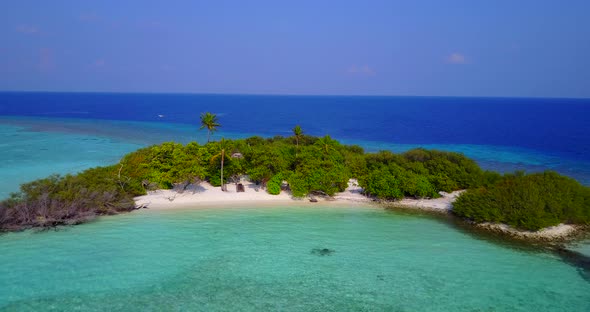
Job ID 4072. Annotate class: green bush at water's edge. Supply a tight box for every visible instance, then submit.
[0,166,137,230]
[1,134,589,232]
[453,171,590,231]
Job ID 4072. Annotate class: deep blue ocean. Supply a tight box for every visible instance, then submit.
[1,92,589,158]
[2,92,590,311]
[1,92,589,186]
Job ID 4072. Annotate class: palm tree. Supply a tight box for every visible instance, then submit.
[210,138,229,191]
[316,135,336,156]
[200,112,220,143]
[293,125,303,148]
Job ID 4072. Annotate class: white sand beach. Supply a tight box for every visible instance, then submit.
[134,179,374,210]
[134,180,578,240]
[388,190,465,212]
[134,179,464,211]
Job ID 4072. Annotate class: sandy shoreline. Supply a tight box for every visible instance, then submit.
[475,223,579,240]
[134,179,375,210]
[383,190,465,212]
[134,179,463,210]
[134,179,580,240]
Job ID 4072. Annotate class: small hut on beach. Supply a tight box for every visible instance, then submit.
[231,152,243,159]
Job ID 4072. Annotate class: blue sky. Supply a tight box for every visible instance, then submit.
[1,0,589,97]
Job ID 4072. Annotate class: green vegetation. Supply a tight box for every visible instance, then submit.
[0,166,137,231]
[360,149,491,200]
[1,118,589,233]
[266,174,283,195]
[453,171,590,231]
[293,125,303,148]
[199,112,220,142]
[210,138,229,191]
[1,131,484,231]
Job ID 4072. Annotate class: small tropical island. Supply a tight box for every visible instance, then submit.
[1,112,589,241]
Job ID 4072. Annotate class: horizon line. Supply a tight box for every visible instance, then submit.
[0,89,589,101]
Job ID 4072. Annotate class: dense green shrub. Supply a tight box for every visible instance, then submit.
[406,173,438,198]
[266,174,282,195]
[363,168,403,200]
[402,148,484,190]
[360,149,481,199]
[119,142,206,190]
[287,172,307,197]
[3,131,589,233]
[207,173,223,187]
[453,171,590,231]
[361,164,439,200]
[289,141,349,197]
[0,166,137,231]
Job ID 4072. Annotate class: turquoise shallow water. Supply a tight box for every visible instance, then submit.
[1,116,589,200]
[0,122,142,199]
[0,117,260,198]
[1,115,590,310]
[1,206,589,311]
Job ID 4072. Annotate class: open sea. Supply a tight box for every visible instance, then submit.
[1,92,589,311]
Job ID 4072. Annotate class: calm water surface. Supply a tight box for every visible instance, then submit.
[1,115,589,200]
[1,94,589,310]
[1,206,589,311]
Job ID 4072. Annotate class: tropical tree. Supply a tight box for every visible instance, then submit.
[293,125,303,158]
[316,135,337,156]
[200,112,220,143]
[210,138,229,191]
[293,125,303,148]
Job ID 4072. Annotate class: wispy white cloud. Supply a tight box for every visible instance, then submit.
[446,53,467,64]
[346,65,376,76]
[16,24,40,35]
